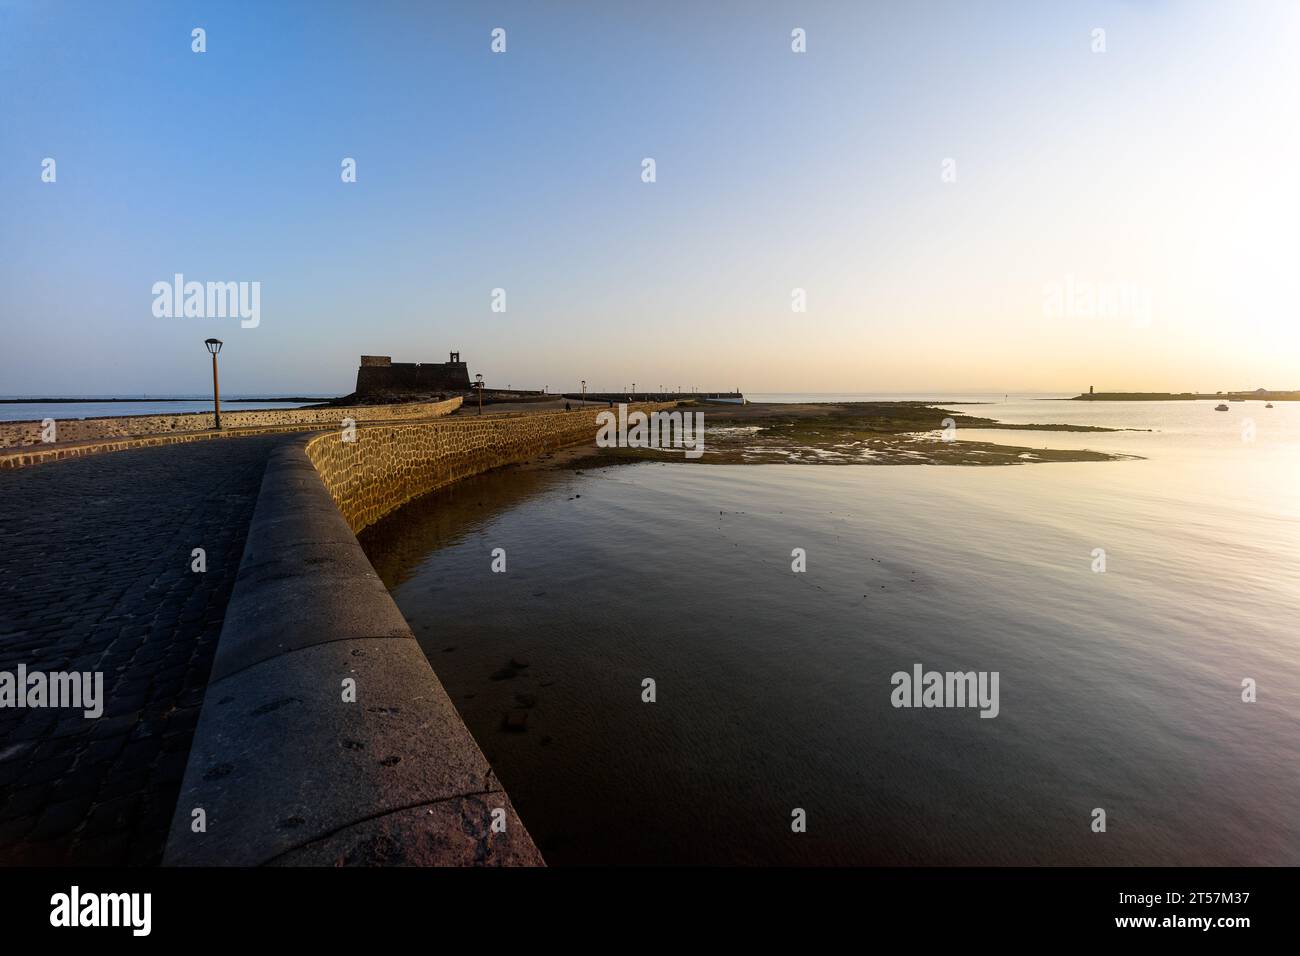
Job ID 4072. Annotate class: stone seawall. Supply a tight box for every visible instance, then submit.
[165,402,674,865]
[308,402,677,533]
[163,437,544,866]
[0,397,462,448]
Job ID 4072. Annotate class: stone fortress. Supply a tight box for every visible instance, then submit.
[355,352,472,396]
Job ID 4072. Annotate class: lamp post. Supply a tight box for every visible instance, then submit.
[475,373,484,415]
[204,338,223,429]
[581,380,586,406]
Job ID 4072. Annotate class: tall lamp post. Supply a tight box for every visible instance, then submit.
[475,373,484,415]
[581,379,586,406]
[204,338,223,429]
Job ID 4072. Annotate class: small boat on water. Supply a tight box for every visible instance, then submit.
[1215,403,1230,411]
[1265,402,1274,408]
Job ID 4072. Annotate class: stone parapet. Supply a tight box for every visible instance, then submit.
[164,401,674,865]
[163,436,542,866]
[0,397,462,448]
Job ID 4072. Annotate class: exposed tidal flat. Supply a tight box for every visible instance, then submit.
[359,400,1300,865]
[567,401,1142,467]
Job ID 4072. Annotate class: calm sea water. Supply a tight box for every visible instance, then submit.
[359,400,1300,865]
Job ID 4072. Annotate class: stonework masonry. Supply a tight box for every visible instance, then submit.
[7,395,673,864]
[163,437,543,866]
[164,401,674,865]
[308,402,677,532]
[0,398,462,449]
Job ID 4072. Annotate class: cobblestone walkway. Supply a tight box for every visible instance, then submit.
[0,436,290,864]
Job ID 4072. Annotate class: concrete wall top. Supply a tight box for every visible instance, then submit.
[165,400,677,865]
[163,434,542,866]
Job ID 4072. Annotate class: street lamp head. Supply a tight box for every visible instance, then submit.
[204,338,223,355]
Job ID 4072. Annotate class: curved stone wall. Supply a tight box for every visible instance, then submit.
[165,402,673,865]
[164,436,543,866]
[307,402,675,533]
[0,396,462,448]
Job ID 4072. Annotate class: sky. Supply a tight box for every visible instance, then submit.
[1,0,1298,396]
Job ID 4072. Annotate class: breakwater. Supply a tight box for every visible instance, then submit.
[0,397,462,448]
[307,402,676,533]
[164,402,672,865]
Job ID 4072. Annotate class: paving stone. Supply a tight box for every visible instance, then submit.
[0,435,289,863]
[30,796,93,840]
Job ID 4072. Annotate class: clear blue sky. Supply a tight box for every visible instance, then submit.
[2,1,1296,396]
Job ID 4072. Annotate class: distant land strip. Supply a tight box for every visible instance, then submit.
[1068,391,1298,401]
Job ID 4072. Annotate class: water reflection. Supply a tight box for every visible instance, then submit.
[357,405,1300,866]
[360,464,569,589]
